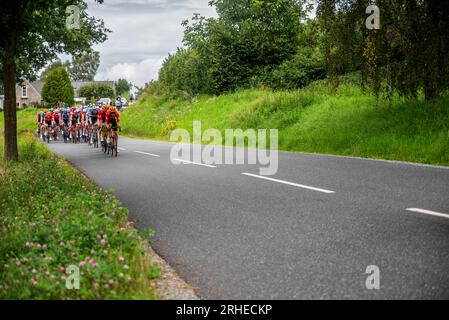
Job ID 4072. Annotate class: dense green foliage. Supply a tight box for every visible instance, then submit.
[115,79,132,97]
[316,0,449,100]
[159,0,326,94]
[157,0,449,100]
[41,67,75,106]
[122,81,449,166]
[78,82,115,101]
[40,60,71,81]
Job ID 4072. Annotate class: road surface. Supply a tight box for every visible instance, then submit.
[47,137,449,299]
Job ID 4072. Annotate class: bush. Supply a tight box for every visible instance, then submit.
[41,67,74,106]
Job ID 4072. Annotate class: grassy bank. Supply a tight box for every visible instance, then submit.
[122,83,449,166]
[0,111,159,299]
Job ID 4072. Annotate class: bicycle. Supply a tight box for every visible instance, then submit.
[91,124,99,149]
[70,124,78,144]
[62,124,70,143]
[108,127,120,157]
[41,124,49,143]
[101,125,110,154]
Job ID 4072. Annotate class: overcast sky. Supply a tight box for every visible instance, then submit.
[81,0,217,87]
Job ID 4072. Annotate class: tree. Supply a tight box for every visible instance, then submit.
[78,82,114,101]
[180,0,307,93]
[115,78,131,96]
[0,0,109,161]
[316,0,449,100]
[40,59,70,81]
[41,67,74,106]
[69,51,100,81]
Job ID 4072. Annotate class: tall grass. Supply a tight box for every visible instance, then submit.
[122,83,449,166]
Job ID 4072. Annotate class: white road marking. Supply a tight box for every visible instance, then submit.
[135,151,160,157]
[118,147,127,151]
[406,208,449,220]
[241,173,336,194]
[172,159,217,168]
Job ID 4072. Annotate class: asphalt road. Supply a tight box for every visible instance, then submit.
[47,137,449,299]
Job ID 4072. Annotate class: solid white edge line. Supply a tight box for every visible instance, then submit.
[172,158,217,168]
[135,151,160,157]
[406,208,449,220]
[242,173,336,194]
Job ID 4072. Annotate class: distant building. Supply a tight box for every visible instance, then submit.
[16,80,44,108]
[14,80,115,108]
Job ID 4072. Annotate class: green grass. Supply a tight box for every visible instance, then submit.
[122,83,449,166]
[0,110,159,299]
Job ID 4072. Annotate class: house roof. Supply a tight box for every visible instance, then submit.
[29,80,45,96]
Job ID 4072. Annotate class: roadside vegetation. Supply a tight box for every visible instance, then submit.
[122,80,449,166]
[0,112,159,299]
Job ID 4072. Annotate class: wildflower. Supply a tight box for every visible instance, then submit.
[88,211,93,217]
[60,242,65,247]
[104,284,110,289]
[100,239,106,246]
[31,269,37,274]
[61,275,67,281]
[123,265,129,270]
[15,260,21,266]
[42,244,48,251]
[118,256,125,262]
[79,261,86,267]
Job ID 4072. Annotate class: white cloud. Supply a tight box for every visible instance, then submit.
[96,57,165,87]
[84,0,216,86]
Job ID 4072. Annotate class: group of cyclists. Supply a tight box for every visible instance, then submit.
[36,98,122,157]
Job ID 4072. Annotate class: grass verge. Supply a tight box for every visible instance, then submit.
[0,111,159,299]
[122,82,449,166]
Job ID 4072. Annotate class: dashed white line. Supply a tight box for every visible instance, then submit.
[406,208,449,220]
[241,173,336,194]
[135,151,160,157]
[172,158,217,168]
[118,147,127,151]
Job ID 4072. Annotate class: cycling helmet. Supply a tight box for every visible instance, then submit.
[109,106,117,112]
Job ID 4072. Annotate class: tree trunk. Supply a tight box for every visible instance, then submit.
[2,32,18,162]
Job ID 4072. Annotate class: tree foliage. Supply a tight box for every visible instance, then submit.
[160,0,313,94]
[78,82,115,100]
[41,67,74,105]
[115,78,132,96]
[40,59,71,81]
[316,0,449,100]
[69,51,100,81]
